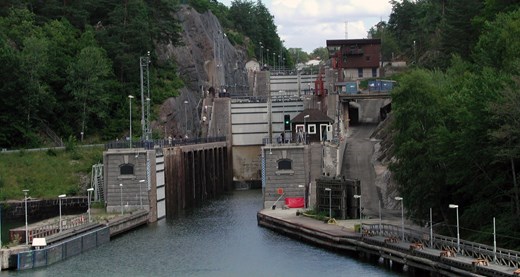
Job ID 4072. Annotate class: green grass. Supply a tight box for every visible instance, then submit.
[0,147,104,200]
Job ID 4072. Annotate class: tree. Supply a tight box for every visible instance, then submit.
[66,45,112,141]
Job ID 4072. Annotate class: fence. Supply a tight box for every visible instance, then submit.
[105,136,226,150]
[362,223,520,268]
[17,226,110,270]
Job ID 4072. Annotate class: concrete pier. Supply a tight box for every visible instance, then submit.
[257,208,519,277]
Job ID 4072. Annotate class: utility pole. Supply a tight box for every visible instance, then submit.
[140,51,151,141]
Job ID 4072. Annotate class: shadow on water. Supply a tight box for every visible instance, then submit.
[1,189,411,277]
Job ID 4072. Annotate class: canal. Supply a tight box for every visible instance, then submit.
[1,190,405,276]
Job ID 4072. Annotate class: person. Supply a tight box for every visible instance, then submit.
[281,131,285,144]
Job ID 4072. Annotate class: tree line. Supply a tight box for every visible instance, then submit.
[0,0,186,148]
[379,0,520,248]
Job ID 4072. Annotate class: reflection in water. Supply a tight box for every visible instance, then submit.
[1,190,403,277]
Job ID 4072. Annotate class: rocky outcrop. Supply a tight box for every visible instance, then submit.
[156,5,249,138]
[371,114,399,210]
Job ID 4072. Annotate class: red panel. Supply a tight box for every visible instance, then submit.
[285,197,304,208]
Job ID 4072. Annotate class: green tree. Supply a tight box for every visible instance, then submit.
[65,45,112,141]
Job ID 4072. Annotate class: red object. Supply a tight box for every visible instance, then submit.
[285,197,304,208]
[277,188,284,195]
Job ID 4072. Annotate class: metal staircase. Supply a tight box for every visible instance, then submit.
[90,164,104,202]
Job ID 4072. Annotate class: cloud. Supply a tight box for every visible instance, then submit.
[269,0,392,53]
[219,0,392,53]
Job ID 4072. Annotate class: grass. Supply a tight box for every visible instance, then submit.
[0,146,104,200]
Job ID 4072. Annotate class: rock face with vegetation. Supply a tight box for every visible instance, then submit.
[157,5,248,138]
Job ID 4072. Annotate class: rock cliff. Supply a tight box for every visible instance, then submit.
[155,5,249,138]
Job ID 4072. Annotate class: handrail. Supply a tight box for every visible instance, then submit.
[362,223,520,267]
[105,136,227,150]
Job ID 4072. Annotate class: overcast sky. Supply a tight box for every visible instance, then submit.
[219,0,393,53]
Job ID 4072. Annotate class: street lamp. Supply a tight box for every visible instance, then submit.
[184,100,188,138]
[273,52,276,71]
[395,196,404,241]
[119,183,124,215]
[266,48,270,67]
[87,188,94,223]
[449,204,460,252]
[354,195,362,233]
[58,194,66,232]
[139,179,145,208]
[298,185,306,209]
[23,189,29,245]
[303,115,310,144]
[325,188,332,220]
[128,95,134,148]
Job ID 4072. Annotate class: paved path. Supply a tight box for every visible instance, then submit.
[260,208,518,277]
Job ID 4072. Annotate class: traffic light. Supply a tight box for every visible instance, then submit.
[284,114,291,131]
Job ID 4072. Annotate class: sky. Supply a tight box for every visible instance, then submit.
[219,0,393,53]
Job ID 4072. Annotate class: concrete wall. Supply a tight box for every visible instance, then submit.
[262,143,329,209]
[263,144,307,208]
[1,198,88,221]
[103,149,154,215]
[232,146,261,183]
[270,75,318,95]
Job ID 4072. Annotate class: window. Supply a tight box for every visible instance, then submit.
[358,68,363,78]
[308,124,316,134]
[120,163,134,175]
[278,159,292,170]
[372,68,377,77]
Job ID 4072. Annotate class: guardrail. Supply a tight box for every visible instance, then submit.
[105,136,226,150]
[29,214,89,243]
[363,223,520,268]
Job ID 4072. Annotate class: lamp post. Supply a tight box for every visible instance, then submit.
[120,183,124,215]
[449,204,460,252]
[273,52,276,71]
[354,195,362,233]
[303,115,310,144]
[298,185,306,209]
[395,196,404,241]
[184,100,188,138]
[128,95,134,148]
[259,42,263,66]
[139,179,145,209]
[325,188,332,219]
[87,188,94,223]
[266,48,269,67]
[23,189,29,245]
[58,194,66,232]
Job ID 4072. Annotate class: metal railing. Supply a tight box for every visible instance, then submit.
[105,136,226,150]
[362,223,520,268]
[29,214,89,242]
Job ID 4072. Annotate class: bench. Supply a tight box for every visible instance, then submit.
[472,258,489,266]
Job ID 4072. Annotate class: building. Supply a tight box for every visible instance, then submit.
[291,109,334,144]
[326,39,381,81]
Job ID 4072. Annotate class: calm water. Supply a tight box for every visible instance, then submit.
[1,190,404,276]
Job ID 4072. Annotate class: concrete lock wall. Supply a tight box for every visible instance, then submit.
[263,145,306,208]
[232,146,262,188]
[103,149,155,219]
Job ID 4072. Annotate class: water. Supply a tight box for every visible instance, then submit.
[1,190,404,276]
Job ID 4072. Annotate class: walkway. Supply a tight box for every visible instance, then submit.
[258,208,520,277]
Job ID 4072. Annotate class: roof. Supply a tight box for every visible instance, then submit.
[326,39,381,46]
[292,109,334,124]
